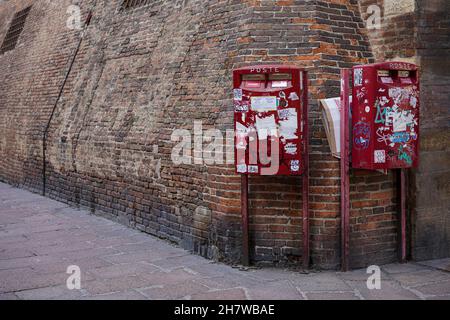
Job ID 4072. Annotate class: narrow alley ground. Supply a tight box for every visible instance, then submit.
[0,182,449,300]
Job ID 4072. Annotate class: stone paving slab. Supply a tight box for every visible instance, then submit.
[418,258,450,272]
[388,270,450,287]
[190,288,249,300]
[245,280,304,300]
[0,182,449,300]
[79,290,148,300]
[304,291,360,300]
[15,285,87,300]
[344,280,420,300]
[82,275,159,295]
[138,280,211,300]
[292,273,353,292]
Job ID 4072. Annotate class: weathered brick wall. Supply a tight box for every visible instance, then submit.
[313,0,398,269]
[412,0,450,260]
[44,0,249,263]
[0,0,86,194]
[0,0,427,269]
[357,0,450,261]
[223,0,398,268]
[358,0,417,61]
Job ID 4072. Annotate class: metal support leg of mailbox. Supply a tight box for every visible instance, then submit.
[302,71,310,270]
[400,169,407,263]
[241,174,250,266]
[340,69,351,272]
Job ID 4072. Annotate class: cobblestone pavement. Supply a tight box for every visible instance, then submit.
[0,182,449,300]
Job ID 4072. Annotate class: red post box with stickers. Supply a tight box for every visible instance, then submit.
[233,65,308,176]
[346,61,420,266]
[351,62,420,170]
[233,65,310,268]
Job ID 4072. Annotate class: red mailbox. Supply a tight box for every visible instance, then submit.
[352,62,420,170]
[233,65,308,176]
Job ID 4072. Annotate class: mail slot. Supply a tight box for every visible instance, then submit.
[233,65,308,175]
[352,62,420,169]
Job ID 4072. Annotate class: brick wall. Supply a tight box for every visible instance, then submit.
[0,0,85,195]
[411,0,450,260]
[357,0,450,261]
[358,0,417,61]
[1,0,443,270]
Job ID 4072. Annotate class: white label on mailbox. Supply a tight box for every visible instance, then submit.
[237,164,247,173]
[401,78,413,84]
[354,68,363,86]
[248,166,258,173]
[279,109,298,140]
[375,150,386,164]
[272,81,288,88]
[236,122,248,150]
[380,77,394,84]
[285,143,298,155]
[234,89,243,101]
[378,70,390,77]
[291,160,300,172]
[289,92,300,101]
[255,115,277,140]
[278,108,296,119]
[251,96,278,112]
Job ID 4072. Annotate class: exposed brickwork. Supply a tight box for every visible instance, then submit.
[358,0,417,61]
[230,0,397,269]
[411,0,450,260]
[0,0,446,270]
[358,0,450,262]
[0,0,84,195]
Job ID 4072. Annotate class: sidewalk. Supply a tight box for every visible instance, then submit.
[0,182,449,300]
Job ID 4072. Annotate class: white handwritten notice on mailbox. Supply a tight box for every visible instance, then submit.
[251,96,278,112]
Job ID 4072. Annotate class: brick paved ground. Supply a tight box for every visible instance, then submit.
[0,182,449,300]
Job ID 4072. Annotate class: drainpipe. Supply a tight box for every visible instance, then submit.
[42,11,92,196]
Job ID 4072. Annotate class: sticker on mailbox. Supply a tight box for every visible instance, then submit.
[272,81,288,88]
[374,150,386,164]
[285,143,298,155]
[354,68,363,86]
[289,92,300,101]
[248,166,259,173]
[251,96,278,112]
[237,164,247,173]
[234,89,243,101]
[235,101,249,112]
[380,77,394,84]
[400,78,413,84]
[291,160,300,172]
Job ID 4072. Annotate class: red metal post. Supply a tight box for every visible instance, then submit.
[302,71,310,269]
[400,169,407,263]
[241,174,250,266]
[340,69,351,272]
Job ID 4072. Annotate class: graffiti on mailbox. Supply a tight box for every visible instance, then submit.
[373,86,419,165]
[353,121,371,150]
